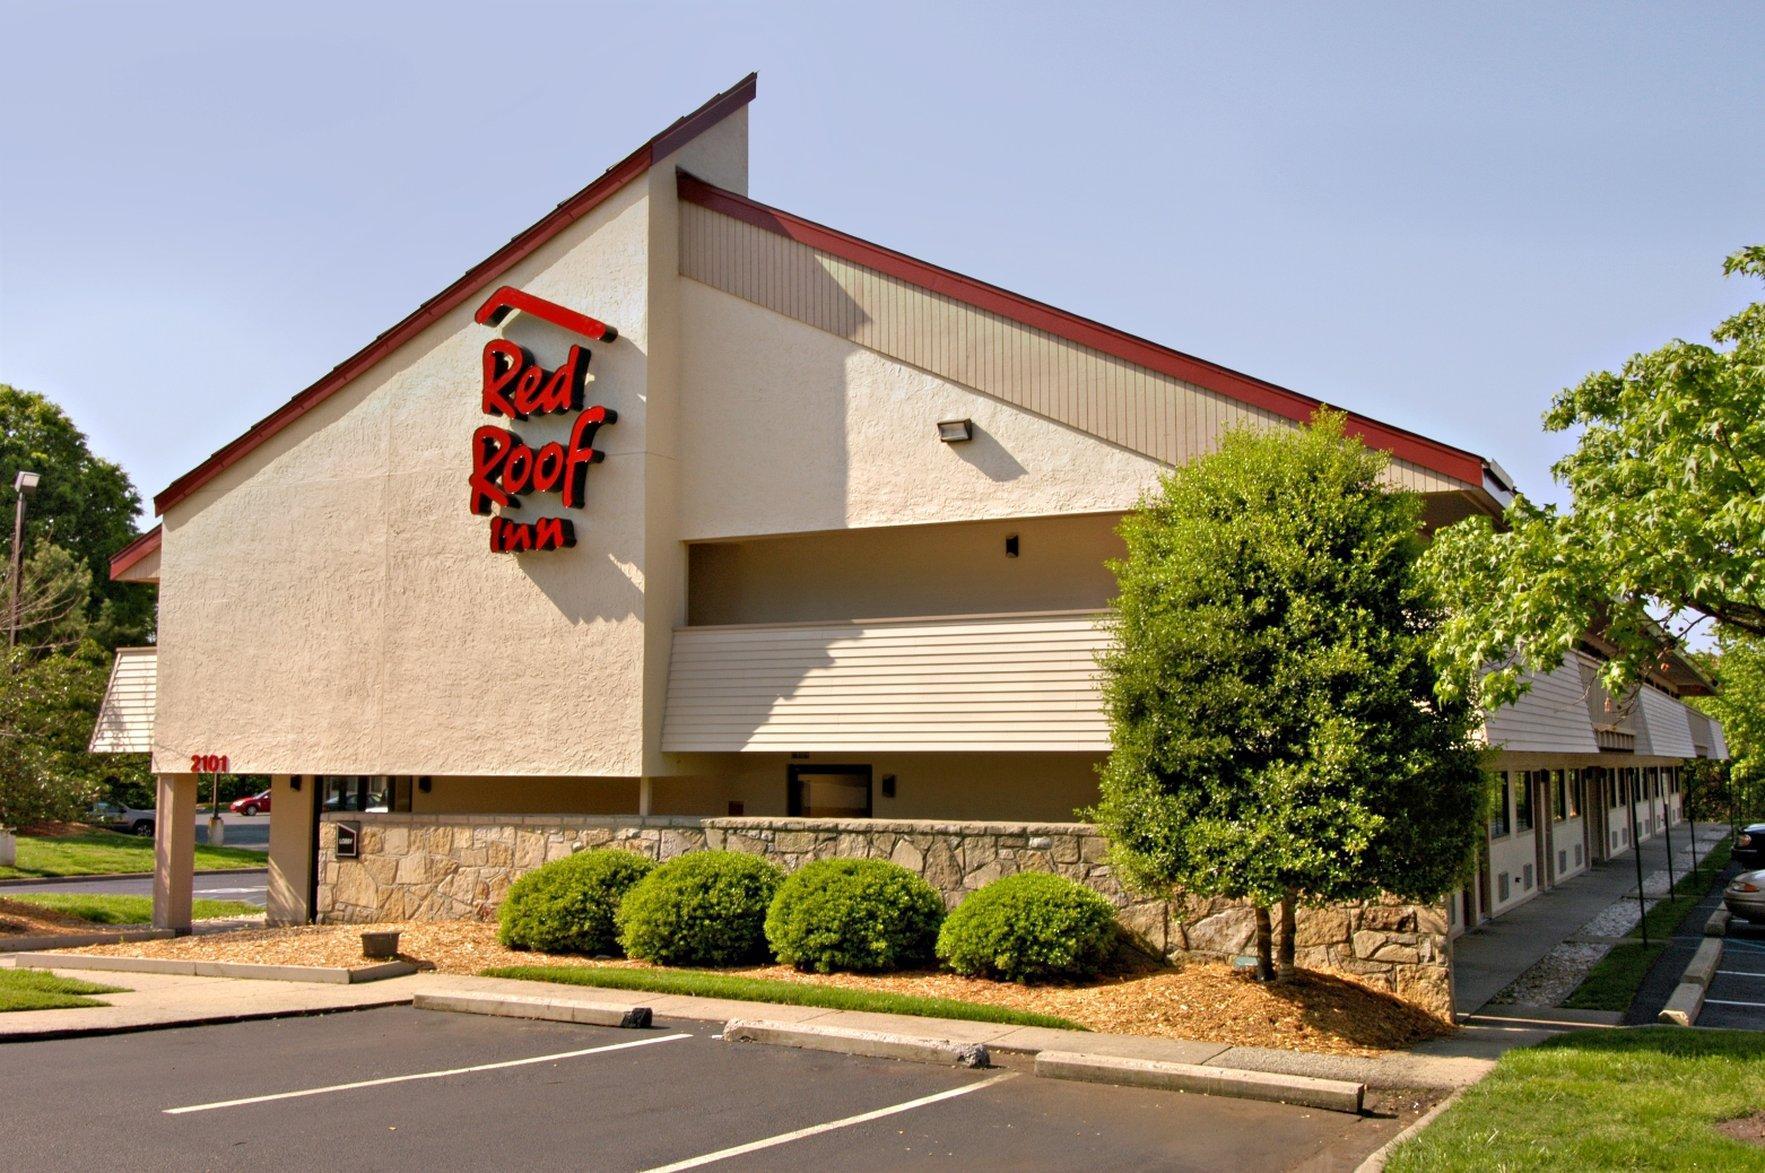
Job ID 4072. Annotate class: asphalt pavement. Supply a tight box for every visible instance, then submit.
[0,870,268,907]
[1701,913,1765,1031]
[0,1007,1421,1171]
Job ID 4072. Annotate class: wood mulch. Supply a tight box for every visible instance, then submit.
[70,920,1452,1056]
[0,897,92,938]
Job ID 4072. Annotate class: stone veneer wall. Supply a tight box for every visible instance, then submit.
[318,814,1453,1019]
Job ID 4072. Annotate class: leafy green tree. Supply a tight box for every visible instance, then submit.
[0,640,150,827]
[1421,247,1764,708]
[1091,413,1487,981]
[1690,634,1765,820]
[1,384,154,647]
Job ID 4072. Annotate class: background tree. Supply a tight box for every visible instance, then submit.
[1690,634,1765,820]
[1,383,154,647]
[1091,413,1487,981]
[1421,247,1764,709]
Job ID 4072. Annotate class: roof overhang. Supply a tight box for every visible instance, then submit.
[110,525,162,583]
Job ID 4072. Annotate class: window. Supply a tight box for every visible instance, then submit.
[1568,769,1582,818]
[1553,770,1567,822]
[1515,771,1534,833]
[1490,774,1512,838]
[787,765,872,818]
[320,776,387,812]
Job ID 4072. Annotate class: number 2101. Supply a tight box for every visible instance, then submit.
[190,753,229,774]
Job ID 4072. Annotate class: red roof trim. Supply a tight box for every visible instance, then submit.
[152,74,758,516]
[110,525,162,580]
[678,174,1490,487]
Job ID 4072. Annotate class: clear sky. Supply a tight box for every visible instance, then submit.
[1,2,1759,522]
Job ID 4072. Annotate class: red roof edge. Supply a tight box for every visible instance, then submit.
[152,73,759,516]
[110,525,162,580]
[678,174,1492,488]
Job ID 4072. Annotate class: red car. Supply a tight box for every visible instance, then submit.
[230,790,271,816]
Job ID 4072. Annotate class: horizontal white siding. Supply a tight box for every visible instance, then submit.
[89,646,156,754]
[1481,657,1600,753]
[1636,685,1697,758]
[662,613,1110,752]
[678,202,1466,495]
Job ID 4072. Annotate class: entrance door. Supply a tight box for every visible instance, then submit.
[788,765,872,818]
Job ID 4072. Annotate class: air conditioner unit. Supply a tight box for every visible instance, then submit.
[1523,864,1534,890]
[1498,874,1510,902]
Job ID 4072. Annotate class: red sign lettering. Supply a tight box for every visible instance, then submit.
[467,288,618,552]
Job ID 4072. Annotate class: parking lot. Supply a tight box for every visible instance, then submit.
[0,1007,1419,1170]
[1701,916,1765,1031]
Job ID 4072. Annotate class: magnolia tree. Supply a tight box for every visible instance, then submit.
[1092,414,1486,981]
[1421,246,1764,709]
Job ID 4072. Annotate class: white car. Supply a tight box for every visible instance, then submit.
[86,801,156,836]
[1724,869,1765,923]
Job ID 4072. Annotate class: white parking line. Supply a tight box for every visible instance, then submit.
[164,1033,693,1114]
[1716,969,1765,978]
[1703,999,1765,1009]
[642,1071,1018,1172]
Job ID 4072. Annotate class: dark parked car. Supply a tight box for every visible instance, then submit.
[1735,824,1765,870]
[86,801,156,836]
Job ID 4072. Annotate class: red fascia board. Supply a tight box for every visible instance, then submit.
[678,174,1490,487]
[152,74,759,516]
[110,525,162,580]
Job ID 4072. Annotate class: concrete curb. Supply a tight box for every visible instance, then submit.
[0,867,267,888]
[0,928,176,954]
[1705,908,1731,937]
[414,990,652,1029]
[1658,935,1722,1026]
[13,953,417,985]
[0,998,412,1045]
[722,1018,991,1068]
[1035,1049,1364,1114]
[1353,1085,1469,1172]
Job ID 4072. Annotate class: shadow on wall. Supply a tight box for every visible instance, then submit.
[950,423,1027,483]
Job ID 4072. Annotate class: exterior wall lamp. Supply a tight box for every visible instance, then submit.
[936,418,974,443]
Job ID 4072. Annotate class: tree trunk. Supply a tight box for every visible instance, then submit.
[1277,891,1297,982]
[1252,903,1275,981]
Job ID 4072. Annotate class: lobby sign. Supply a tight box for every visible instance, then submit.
[468,286,619,552]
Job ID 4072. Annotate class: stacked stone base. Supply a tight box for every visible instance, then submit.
[318,813,1453,1019]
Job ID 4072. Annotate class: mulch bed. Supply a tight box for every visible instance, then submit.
[0,897,93,938]
[1718,1112,1765,1148]
[70,921,1452,1055]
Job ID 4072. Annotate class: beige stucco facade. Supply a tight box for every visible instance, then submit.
[105,79,1721,948]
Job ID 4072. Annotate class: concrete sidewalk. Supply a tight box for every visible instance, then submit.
[4,962,1497,1089]
[1452,825,1728,1014]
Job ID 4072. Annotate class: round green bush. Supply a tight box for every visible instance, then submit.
[497,849,655,955]
[765,858,945,973]
[935,872,1118,983]
[616,851,784,966]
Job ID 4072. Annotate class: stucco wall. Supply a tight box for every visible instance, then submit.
[317,813,1454,1019]
[676,280,1169,541]
[152,117,749,779]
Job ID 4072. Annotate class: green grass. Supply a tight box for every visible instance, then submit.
[1563,837,1732,1013]
[482,964,1088,1031]
[0,968,126,1013]
[6,893,262,925]
[1388,1027,1765,1171]
[0,831,265,880]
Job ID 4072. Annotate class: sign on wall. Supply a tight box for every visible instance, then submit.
[468,286,619,553]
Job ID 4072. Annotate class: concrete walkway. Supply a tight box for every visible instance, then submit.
[1452,824,1728,1015]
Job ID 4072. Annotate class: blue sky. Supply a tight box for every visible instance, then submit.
[1,2,1760,521]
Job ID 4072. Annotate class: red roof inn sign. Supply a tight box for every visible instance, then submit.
[468,287,619,553]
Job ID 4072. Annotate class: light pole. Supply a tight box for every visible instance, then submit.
[7,470,41,652]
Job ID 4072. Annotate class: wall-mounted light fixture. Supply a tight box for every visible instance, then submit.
[418,777,433,793]
[881,775,897,798]
[289,775,302,791]
[936,418,974,443]
[1005,534,1020,557]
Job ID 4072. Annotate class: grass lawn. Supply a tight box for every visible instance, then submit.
[1388,1027,1765,1171]
[0,969,126,1012]
[6,893,262,925]
[1564,837,1732,1013]
[0,831,265,880]
[483,964,1088,1031]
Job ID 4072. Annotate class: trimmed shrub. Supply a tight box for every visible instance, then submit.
[616,851,784,966]
[935,872,1117,983]
[497,849,655,955]
[765,858,945,973]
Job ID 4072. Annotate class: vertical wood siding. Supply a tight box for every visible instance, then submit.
[1482,655,1602,753]
[679,202,1464,494]
[89,646,157,754]
[1635,684,1697,758]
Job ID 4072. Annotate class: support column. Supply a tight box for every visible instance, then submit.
[638,776,654,817]
[152,772,197,933]
[266,774,319,926]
